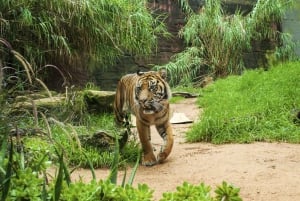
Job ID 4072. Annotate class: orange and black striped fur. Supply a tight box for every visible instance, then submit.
[114,69,173,166]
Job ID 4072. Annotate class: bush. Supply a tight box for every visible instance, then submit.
[161,0,295,85]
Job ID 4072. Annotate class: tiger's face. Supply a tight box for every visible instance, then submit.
[135,70,170,115]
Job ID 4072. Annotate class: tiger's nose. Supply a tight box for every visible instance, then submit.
[140,99,153,107]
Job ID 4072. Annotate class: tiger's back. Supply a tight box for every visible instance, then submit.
[114,69,174,166]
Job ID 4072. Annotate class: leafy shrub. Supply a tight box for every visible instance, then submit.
[161,182,212,201]
[160,181,242,201]
[215,181,242,201]
[7,168,44,201]
[58,180,154,201]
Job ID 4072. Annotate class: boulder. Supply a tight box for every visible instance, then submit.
[83,90,115,113]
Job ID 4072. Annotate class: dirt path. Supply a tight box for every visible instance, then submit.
[72,98,300,201]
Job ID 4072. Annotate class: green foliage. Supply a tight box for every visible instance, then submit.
[0,0,168,81]
[170,84,202,103]
[172,84,202,95]
[162,0,296,85]
[16,113,140,169]
[0,132,50,201]
[59,180,153,201]
[187,61,300,143]
[33,116,139,168]
[0,134,152,201]
[7,168,44,201]
[169,96,185,104]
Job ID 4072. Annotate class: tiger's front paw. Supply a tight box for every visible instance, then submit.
[142,152,157,166]
[157,152,167,163]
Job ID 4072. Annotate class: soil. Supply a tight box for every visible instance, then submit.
[71,98,300,201]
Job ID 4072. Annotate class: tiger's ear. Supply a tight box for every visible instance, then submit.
[136,70,144,76]
[158,68,167,80]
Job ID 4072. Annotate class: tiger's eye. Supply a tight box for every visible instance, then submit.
[149,85,157,91]
[135,86,141,94]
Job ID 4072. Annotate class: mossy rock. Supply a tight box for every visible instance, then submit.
[79,130,128,151]
[83,90,115,113]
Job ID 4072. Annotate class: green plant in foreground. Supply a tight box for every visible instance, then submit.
[215,181,242,201]
[160,182,212,201]
[160,181,242,201]
[8,168,44,200]
[59,180,153,201]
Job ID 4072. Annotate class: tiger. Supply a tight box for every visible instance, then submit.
[114,69,174,166]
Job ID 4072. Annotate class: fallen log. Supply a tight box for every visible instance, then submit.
[12,90,116,113]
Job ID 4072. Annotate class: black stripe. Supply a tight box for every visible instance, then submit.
[154,109,168,122]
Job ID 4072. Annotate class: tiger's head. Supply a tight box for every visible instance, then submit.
[135,69,171,115]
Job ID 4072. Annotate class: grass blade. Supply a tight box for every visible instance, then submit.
[121,168,127,187]
[1,139,13,201]
[0,132,8,174]
[62,158,71,186]
[41,175,48,201]
[11,50,34,84]
[127,150,140,186]
[53,150,64,201]
[108,134,119,184]
[82,151,96,181]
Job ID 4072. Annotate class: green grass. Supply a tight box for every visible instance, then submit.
[170,84,203,103]
[187,62,300,144]
[172,84,202,95]
[169,96,185,104]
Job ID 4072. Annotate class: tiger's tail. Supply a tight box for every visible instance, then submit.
[114,79,131,149]
[114,80,126,127]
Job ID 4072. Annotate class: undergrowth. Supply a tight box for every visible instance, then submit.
[23,114,140,168]
[187,62,300,143]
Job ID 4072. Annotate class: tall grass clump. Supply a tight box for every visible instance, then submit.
[161,0,296,85]
[187,61,300,143]
[0,0,169,87]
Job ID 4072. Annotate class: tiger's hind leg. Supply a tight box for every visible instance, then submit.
[136,121,157,166]
[113,82,131,148]
[156,122,174,163]
[114,81,127,127]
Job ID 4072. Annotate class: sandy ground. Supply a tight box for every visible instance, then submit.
[71,98,300,201]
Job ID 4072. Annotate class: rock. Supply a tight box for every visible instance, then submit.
[79,130,128,151]
[83,90,115,113]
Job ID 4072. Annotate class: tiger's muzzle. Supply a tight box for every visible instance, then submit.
[139,99,164,114]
